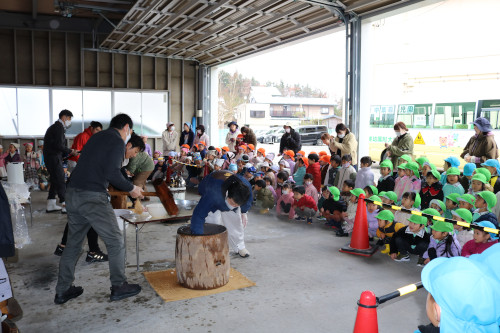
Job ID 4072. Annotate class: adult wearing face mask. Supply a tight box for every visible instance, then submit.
[179,122,195,149]
[190,171,253,258]
[193,124,210,148]
[384,121,414,172]
[279,122,302,155]
[54,113,144,305]
[162,122,178,156]
[43,109,78,213]
[324,123,358,169]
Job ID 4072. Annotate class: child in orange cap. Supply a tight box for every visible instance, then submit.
[283,150,296,173]
[293,157,308,185]
[252,147,266,166]
[319,155,331,185]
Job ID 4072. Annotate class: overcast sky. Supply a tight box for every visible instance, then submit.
[219,30,346,99]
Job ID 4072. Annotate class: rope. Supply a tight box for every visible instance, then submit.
[362,197,500,235]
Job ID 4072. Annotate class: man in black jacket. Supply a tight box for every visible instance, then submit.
[55,113,144,305]
[279,122,302,154]
[43,109,77,213]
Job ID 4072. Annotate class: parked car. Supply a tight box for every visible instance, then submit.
[263,128,285,144]
[296,125,328,145]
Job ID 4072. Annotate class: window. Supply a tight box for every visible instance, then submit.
[370,105,395,127]
[53,89,83,136]
[283,105,290,111]
[250,110,265,118]
[480,100,500,130]
[0,88,18,136]
[434,102,476,129]
[321,107,329,114]
[0,87,168,137]
[17,88,50,136]
[397,104,431,128]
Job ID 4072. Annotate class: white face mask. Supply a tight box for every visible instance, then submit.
[125,128,131,143]
[285,128,291,133]
[197,130,202,134]
[170,126,175,131]
[305,181,312,185]
[395,131,401,137]
[338,132,345,139]
[64,119,72,128]
[282,190,289,195]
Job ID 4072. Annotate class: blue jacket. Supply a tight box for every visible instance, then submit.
[191,171,253,234]
[474,212,499,228]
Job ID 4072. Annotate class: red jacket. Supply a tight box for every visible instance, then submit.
[294,194,318,211]
[306,162,321,192]
[68,127,92,162]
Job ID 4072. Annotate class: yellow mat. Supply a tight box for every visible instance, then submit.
[143,268,256,303]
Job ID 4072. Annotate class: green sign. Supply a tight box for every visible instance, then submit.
[399,105,415,114]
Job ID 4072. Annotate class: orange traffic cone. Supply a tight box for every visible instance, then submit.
[353,290,379,333]
[339,193,378,256]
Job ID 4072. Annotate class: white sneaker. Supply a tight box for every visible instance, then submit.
[61,202,67,214]
[46,199,62,213]
[238,248,250,258]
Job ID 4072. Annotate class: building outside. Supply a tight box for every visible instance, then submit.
[235,86,340,130]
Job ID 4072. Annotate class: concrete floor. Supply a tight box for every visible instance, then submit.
[6,185,430,333]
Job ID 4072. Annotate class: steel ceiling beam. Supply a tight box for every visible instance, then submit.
[346,0,387,12]
[175,2,312,58]
[196,12,337,62]
[136,0,233,54]
[140,0,277,55]
[105,0,166,49]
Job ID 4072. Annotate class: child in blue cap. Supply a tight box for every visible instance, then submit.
[440,156,460,185]
[461,221,499,257]
[416,244,500,333]
[481,159,500,193]
[460,162,476,193]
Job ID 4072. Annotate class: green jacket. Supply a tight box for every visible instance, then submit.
[256,187,275,209]
[126,151,155,174]
[389,133,414,168]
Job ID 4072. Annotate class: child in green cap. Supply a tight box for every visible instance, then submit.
[366,195,381,238]
[395,162,421,202]
[393,163,407,202]
[429,199,445,217]
[451,208,474,247]
[442,167,465,198]
[473,191,499,228]
[468,173,487,197]
[375,210,405,254]
[363,185,378,198]
[422,220,461,265]
[377,159,395,193]
[394,191,420,226]
[390,214,430,262]
[344,188,364,234]
[444,193,460,219]
[420,168,444,210]
[457,193,475,211]
[322,186,348,237]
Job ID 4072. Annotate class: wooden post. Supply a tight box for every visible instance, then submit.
[175,224,230,290]
[109,185,127,209]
